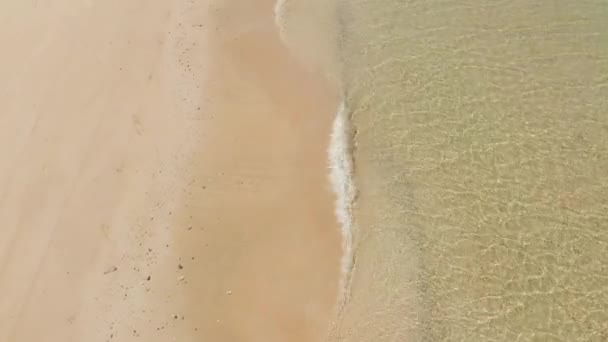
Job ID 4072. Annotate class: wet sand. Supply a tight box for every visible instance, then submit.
[0,1,340,341]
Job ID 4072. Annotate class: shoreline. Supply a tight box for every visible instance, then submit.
[272,0,357,317]
[172,2,343,339]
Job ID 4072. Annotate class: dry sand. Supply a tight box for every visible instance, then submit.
[0,0,340,341]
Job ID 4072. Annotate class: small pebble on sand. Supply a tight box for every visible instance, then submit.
[103,266,118,275]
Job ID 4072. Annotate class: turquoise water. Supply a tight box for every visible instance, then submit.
[329,1,608,341]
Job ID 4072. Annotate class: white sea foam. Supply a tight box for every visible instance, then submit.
[328,100,356,307]
[273,0,289,45]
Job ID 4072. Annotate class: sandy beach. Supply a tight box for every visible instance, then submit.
[0,1,341,341]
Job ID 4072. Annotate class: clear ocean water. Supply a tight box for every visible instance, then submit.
[328,1,608,341]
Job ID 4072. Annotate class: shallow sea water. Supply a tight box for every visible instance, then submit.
[329,1,608,341]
